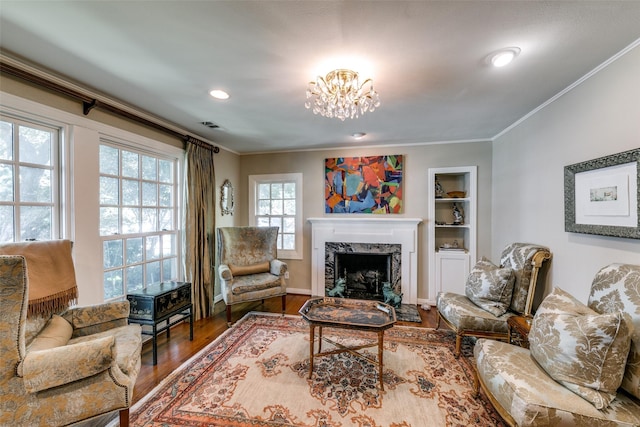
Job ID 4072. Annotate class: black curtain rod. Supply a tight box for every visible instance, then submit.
[1,61,220,153]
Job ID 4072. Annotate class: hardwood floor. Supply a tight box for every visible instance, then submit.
[133,294,443,403]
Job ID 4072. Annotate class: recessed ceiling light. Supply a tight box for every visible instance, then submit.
[489,47,521,67]
[209,89,230,100]
[351,132,366,139]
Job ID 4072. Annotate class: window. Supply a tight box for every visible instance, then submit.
[249,173,303,259]
[100,143,180,300]
[0,116,59,242]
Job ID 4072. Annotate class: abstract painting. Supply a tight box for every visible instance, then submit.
[325,155,403,214]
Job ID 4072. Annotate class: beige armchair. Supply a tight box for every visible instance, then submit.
[0,241,142,427]
[436,242,551,357]
[217,226,287,326]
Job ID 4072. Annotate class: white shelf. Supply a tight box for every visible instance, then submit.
[435,197,471,202]
[428,166,477,301]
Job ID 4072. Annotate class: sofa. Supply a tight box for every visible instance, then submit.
[474,263,640,426]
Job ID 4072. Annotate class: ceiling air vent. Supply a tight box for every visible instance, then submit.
[201,121,220,129]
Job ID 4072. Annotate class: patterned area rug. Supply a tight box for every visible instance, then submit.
[126,313,505,427]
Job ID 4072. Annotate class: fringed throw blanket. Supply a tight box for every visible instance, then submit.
[0,240,78,316]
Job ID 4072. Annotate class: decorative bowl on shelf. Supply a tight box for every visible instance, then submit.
[447,191,466,198]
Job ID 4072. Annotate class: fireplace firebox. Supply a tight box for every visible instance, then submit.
[333,252,392,300]
[324,242,401,302]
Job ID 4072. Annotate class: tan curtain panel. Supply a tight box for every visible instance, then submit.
[184,140,216,321]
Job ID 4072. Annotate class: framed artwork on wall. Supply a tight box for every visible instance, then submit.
[564,148,640,239]
[325,155,403,214]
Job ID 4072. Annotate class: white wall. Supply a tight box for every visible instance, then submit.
[492,44,640,303]
[70,125,103,305]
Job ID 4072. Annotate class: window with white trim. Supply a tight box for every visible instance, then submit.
[99,142,181,300]
[0,116,60,242]
[249,173,303,260]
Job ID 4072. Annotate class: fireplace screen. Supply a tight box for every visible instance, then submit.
[324,242,402,302]
[333,252,391,300]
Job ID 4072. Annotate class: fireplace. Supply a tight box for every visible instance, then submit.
[309,217,422,304]
[325,242,401,301]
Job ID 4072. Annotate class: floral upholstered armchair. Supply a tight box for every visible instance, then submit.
[0,240,142,427]
[436,242,551,357]
[217,226,288,326]
[475,263,640,426]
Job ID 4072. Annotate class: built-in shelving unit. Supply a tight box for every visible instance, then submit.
[428,166,477,299]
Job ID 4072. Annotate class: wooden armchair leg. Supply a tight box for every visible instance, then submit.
[436,312,441,329]
[119,408,129,427]
[226,304,232,327]
[281,294,286,316]
[471,369,480,398]
[454,333,462,358]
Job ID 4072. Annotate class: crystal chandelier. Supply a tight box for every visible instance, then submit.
[305,69,380,121]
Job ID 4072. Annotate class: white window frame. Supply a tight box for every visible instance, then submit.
[249,173,303,260]
[99,138,183,301]
[0,112,66,242]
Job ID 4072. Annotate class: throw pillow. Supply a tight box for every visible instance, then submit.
[229,261,270,276]
[465,257,515,316]
[28,314,73,352]
[529,287,632,409]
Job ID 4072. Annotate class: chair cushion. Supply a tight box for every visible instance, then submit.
[229,261,270,276]
[465,257,515,316]
[436,292,511,333]
[231,272,282,295]
[68,324,142,376]
[529,287,632,409]
[28,315,73,352]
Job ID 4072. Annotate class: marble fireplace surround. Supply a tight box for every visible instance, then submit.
[308,217,422,305]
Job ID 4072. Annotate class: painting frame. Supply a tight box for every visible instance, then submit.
[564,148,640,239]
[325,155,403,214]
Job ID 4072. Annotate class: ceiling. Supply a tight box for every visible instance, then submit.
[1,1,640,154]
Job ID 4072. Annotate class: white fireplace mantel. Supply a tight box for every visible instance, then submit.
[308,217,422,304]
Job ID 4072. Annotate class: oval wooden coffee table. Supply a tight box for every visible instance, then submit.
[299,297,397,390]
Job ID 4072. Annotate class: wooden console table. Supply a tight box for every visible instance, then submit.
[127,281,193,365]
